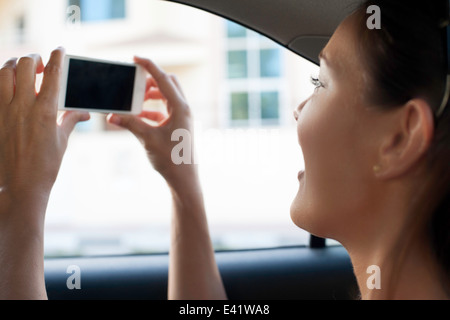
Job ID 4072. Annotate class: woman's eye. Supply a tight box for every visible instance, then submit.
[310,76,324,90]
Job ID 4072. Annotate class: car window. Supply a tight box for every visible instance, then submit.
[0,0,319,257]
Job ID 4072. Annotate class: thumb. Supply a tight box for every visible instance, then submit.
[107,113,152,140]
[58,111,91,138]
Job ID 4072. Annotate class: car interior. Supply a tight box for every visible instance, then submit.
[41,0,362,300]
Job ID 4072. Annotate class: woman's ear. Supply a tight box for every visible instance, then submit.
[375,99,434,179]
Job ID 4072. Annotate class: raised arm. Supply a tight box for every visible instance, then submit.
[0,49,90,300]
[107,57,227,300]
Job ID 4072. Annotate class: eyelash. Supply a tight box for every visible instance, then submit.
[310,76,324,90]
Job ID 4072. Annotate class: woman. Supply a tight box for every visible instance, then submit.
[0,0,448,299]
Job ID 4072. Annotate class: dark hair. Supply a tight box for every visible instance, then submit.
[354,0,450,296]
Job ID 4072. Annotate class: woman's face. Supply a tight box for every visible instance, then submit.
[290,15,387,241]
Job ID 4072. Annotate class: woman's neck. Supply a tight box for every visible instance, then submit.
[340,177,448,299]
[347,232,448,300]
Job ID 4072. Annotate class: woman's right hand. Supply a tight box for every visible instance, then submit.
[107,57,197,189]
[109,58,226,299]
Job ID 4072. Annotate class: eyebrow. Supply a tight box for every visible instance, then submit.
[318,49,328,64]
[318,49,337,73]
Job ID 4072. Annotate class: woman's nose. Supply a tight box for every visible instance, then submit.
[293,108,299,121]
[294,98,308,121]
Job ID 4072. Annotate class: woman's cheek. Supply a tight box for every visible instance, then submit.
[296,100,316,148]
[292,95,351,236]
[297,100,329,165]
[292,102,327,227]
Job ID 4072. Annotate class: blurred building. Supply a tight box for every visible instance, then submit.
[0,0,314,129]
[0,0,316,256]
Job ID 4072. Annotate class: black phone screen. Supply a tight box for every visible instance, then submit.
[65,59,136,111]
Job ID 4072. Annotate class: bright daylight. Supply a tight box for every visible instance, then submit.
[0,0,318,257]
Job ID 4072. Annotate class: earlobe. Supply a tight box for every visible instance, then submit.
[376,99,434,179]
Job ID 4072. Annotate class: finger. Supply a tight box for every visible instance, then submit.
[15,54,43,102]
[107,113,153,140]
[146,77,158,92]
[58,111,91,139]
[134,57,185,106]
[144,77,166,101]
[37,48,65,113]
[169,74,186,99]
[0,58,18,105]
[140,111,167,124]
[145,88,165,101]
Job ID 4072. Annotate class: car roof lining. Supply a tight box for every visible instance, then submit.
[164,0,363,65]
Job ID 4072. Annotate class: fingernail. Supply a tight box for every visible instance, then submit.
[108,114,121,125]
[80,112,90,121]
[56,46,66,54]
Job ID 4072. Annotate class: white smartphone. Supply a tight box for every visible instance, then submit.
[58,55,146,115]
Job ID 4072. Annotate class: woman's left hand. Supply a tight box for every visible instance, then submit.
[0,48,90,300]
[0,48,90,202]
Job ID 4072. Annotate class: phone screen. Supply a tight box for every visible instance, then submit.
[65,58,137,112]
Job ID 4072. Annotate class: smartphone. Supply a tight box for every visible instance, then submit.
[58,55,146,115]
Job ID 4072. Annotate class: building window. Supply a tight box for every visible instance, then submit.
[261,91,279,120]
[225,21,282,127]
[231,92,250,122]
[69,0,126,22]
[226,20,247,38]
[227,50,248,79]
[260,49,281,78]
